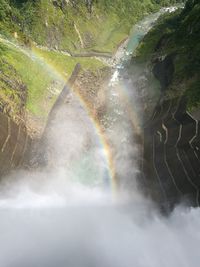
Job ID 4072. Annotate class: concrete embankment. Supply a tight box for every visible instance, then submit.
[0,62,82,176]
[0,112,32,178]
[142,96,200,209]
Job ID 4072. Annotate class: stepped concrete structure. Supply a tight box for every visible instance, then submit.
[143,97,200,209]
[0,112,32,178]
[0,64,81,174]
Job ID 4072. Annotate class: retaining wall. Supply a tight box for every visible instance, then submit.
[0,112,32,177]
[143,97,200,209]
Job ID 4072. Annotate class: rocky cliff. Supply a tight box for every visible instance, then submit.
[136,0,200,112]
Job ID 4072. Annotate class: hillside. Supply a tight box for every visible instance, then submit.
[0,0,183,136]
[135,0,200,113]
[133,0,200,208]
[1,0,183,52]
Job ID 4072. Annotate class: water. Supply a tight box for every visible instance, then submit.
[0,7,200,267]
[126,7,178,56]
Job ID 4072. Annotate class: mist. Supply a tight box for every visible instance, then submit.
[0,83,199,267]
[0,170,199,267]
[0,6,199,266]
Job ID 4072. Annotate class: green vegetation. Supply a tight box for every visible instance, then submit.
[136,0,200,110]
[1,0,184,53]
[33,47,105,78]
[0,41,56,117]
[0,39,105,117]
[0,48,27,122]
[135,9,182,61]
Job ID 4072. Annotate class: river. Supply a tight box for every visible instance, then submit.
[0,7,199,267]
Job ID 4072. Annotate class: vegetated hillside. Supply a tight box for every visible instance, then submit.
[136,0,200,113]
[1,0,183,52]
[0,0,183,136]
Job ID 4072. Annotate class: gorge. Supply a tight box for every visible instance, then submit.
[0,0,200,266]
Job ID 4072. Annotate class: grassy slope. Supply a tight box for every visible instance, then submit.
[136,0,200,110]
[0,44,27,122]
[0,40,105,117]
[1,0,183,52]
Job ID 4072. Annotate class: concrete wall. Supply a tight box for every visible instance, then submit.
[0,111,32,177]
[143,97,200,210]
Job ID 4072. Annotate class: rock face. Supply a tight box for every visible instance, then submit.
[142,97,200,210]
[152,53,176,90]
[0,112,32,178]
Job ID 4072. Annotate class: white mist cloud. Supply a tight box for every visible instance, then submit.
[0,180,199,267]
[0,38,199,266]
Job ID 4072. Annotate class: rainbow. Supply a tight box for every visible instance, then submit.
[30,46,118,192]
[30,45,142,193]
[64,88,118,192]
[1,36,141,192]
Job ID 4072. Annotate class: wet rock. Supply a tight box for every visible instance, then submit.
[152,53,176,90]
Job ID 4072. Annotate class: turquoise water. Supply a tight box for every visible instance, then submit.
[127,32,144,54]
[126,8,176,56]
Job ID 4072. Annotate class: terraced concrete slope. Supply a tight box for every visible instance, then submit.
[132,0,200,210]
[0,112,32,178]
[143,97,200,209]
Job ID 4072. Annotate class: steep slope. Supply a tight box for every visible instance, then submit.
[0,0,183,137]
[1,0,183,52]
[134,0,200,209]
[136,0,200,112]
